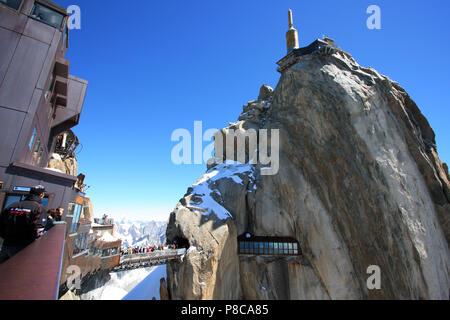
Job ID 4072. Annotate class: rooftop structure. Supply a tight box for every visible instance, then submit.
[277,10,338,73]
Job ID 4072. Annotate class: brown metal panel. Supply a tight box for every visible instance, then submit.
[23,16,56,45]
[0,35,48,112]
[0,8,28,34]
[0,108,26,167]
[52,76,87,129]
[20,0,35,15]
[99,240,122,250]
[36,28,61,90]
[0,27,20,86]
[0,224,66,300]
[9,105,37,165]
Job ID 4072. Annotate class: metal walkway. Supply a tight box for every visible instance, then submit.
[111,249,186,272]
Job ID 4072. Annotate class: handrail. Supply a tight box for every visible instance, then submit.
[0,224,66,300]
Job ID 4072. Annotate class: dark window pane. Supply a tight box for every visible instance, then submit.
[240,242,244,248]
[3,195,21,210]
[31,3,64,29]
[0,0,22,10]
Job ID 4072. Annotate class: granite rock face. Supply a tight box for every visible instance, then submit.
[165,48,450,300]
[47,154,78,176]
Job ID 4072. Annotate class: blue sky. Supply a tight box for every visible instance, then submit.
[58,0,450,222]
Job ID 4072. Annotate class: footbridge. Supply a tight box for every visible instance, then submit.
[112,248,186,272]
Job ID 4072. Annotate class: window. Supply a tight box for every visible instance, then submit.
[237,234,301,256]
[30,3,64,29]
[2,195,22,210]
[29,128,37,150]
[45,74,54,101]
[2,194,49,211]
[69,203,82,234]
[102,247,120,257]
[67,202,75,216]
[73,232,88,255]
[0,0,22,10]
[62,23,68,48]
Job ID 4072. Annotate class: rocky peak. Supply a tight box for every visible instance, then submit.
[164,46,450,300]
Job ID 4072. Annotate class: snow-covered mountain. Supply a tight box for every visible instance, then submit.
[114,218,166,248]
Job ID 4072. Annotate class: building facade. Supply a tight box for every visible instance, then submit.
[0,0,88,227]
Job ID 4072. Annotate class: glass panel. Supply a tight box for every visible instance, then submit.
[288,243,292,249]
[45,74,54,101]
[240,242,244,248]
[293,243,298,249]
[0,0,22,10]
[294,249,298,255]
[274,243,278,249]
[31,3,64,29]
[29,128,37,149]
[70,204,82,233]
[2,195,21,210]
[63,23,68,48]
[67,202,75,215]
[73,204,82,223]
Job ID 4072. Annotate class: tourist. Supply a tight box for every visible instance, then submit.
[0,185,48,263]
[55,207,64,221]
[44,209,57,232]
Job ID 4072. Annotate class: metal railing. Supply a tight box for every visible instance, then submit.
[119,248,186,263]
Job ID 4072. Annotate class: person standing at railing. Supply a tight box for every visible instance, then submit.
[43,209,57,232]
[0,185,48,264]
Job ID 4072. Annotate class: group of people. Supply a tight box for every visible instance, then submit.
[0,185,64,264]
[120,243,179,256]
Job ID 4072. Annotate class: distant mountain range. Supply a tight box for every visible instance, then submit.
[114,218,166,248]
